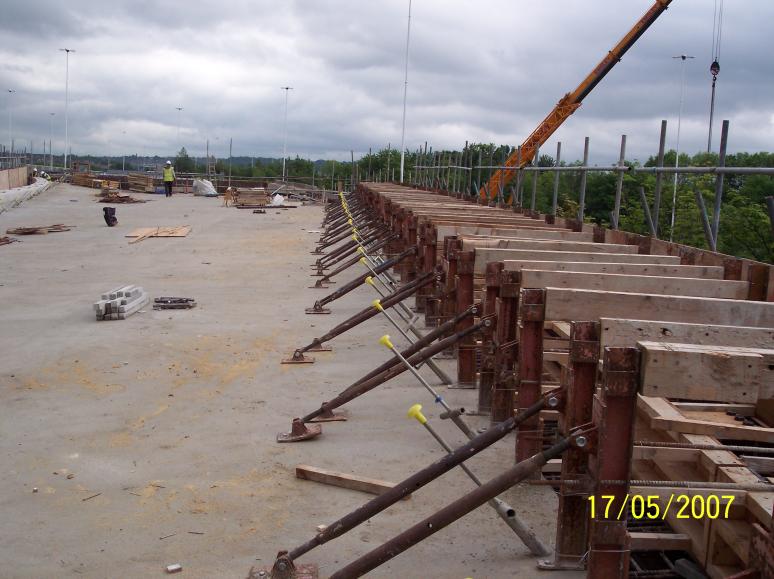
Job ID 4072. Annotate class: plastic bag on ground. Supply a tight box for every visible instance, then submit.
[271,194,285,206]
[193,179,218,197]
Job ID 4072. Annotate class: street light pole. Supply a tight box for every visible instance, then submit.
[175,106,183,152]
[49,113,55,169]
[59,48,75,170]
[280,86,293,181]
[669,54,695,242]
[399,0,412,183]
[6,89,14,155]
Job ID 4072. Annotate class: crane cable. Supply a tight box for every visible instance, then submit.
[711,0,724,64]
[707,0,724,152]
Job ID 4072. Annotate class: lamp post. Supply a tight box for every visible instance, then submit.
[399,0,412,183]
[49,113,55,169]
[6,89,14,155]
[669,54,695,242]
[175,106,183,152]
[59,48,75,170]
[280,86,293,181]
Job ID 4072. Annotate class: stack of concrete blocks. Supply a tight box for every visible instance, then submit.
[94,285,149,320]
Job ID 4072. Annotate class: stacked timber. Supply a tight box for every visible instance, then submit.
[70,172,97,187]
[127,173,156,193]
[94,285,149,320]
[233,188,270,207]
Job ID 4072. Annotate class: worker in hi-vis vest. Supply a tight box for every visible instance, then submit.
[163,160,176,197]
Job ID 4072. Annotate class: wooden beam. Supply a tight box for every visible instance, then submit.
[504,260,725,279]
[741,456,774,475]
[600,319,774,350]
[628,532,692,551]
[519,270,748,299]
[295,465,409,499]
[475,249,680,274]
[462,238,638,254]
[544,288,774,327]
[638,341,774,403]
[435,224,592,241]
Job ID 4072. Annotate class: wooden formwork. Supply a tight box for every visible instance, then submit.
[355,182,774,579]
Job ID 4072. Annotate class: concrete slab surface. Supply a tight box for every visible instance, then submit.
[0,184,574,578]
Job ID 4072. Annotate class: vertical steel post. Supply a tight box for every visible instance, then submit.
[711,120,729,245]
[652,120,668,236]
[587,347,639,578]
[477,261,503,414]
[528,144,539,213]
[516,288,545,462]
[577,137,590,223]
[513,146,522,211]
[455,250,476,387]
[552,141,562,216]
[612,135,627,229]
[490,271,520,424]
[541,321,600,570]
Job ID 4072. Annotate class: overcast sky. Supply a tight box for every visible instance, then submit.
[1,0,772,164]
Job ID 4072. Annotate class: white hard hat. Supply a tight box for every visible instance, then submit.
[166,160,172,165]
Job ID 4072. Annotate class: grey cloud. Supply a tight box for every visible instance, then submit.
[0,0,771,164]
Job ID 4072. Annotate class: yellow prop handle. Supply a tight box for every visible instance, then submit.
[359,257,367,265]
[371,299,383,312]
[365,276,374,286]
[348,218,353,225]
[407,404,427,425]
[356,246,364,254]
[379,335,394,350]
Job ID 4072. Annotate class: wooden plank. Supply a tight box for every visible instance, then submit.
[638,341,773,403]
[601,319,774,350]
[504,260,725,279]
[638,341,774,404]
[742,456,774,475]
[519,270,748,299]
[544,288,774,327]
[126,226,191,238]
[435,224,593,241]
[295,465,409,499]
[628,532,692,551]
[475,249,680,274]
[649,415,774,443]
[462,238,638,254]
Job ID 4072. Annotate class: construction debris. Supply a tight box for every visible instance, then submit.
[126,226,191,244]
[6,224,74,235]
[233,188,270,207]
[0,236,19,246]
[127,173,156,193]
[153,297,197,310]
[99,194,146,204]
[94,285,149,320]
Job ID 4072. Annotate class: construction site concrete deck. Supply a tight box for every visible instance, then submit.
[0,184,568,578]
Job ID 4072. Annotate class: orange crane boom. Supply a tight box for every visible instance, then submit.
[480,0,672,201]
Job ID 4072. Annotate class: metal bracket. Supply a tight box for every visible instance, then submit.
[281,350,315,365]
[276,419,322,443]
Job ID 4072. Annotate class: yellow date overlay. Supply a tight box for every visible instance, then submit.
[588,494,736,520]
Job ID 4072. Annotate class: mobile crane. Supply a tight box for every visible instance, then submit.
[481,0,673,202]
